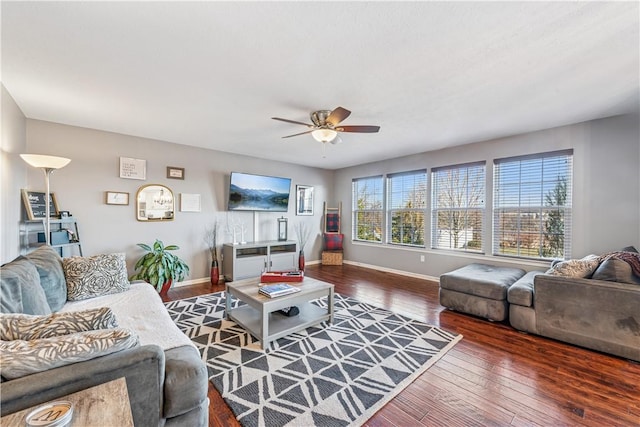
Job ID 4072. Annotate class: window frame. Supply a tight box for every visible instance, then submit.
[492,149,573,260]
[386,170,427,247]
[352,175,385,243]
[431,161,486,253]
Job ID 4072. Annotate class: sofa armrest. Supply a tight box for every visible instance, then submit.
[534,274,640,361]
[1,344,165,427]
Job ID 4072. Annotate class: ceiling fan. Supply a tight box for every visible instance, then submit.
[272,107,380,145]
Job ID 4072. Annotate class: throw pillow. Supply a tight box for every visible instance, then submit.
[64,253,130,301]
[24,245,67,312]
[0,257,51,315]
[0,328,139,380]
[592,259,640,285]
[323,233,344,251]
[546,254,600,278]
[325,213,340,233]
[0,307,118,341]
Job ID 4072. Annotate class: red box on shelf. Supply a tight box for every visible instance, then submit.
[260,271,304,283]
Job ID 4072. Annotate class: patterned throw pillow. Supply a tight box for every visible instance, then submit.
[546,254,601,278]
[323,233,344,251]
[0,307,118,341]
[325,213,340,233]
[63,253,130,301]
[0,328,139,379]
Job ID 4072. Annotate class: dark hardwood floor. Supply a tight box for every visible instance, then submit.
[165,263,640,427]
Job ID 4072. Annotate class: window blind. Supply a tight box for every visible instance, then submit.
[493,150,573,260]
[431,162,485,252]
[387,170,427,247]
[352,176,384,243]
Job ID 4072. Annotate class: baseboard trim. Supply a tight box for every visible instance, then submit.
[173,259,438,287]
[343,260,439,282]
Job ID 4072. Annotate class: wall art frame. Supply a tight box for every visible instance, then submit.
[119,157,147,180]
[105,191,130,205]
[296,185,314,216]
[21,189,60,220]
[167,166,185,180]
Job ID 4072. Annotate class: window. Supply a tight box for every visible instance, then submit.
[352,176,384,242]
[493,150,572,260]
[431,162,485,252]
[387,170,427,246]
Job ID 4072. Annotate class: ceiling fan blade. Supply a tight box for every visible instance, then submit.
[326,107,351,126]
[272,117,312,127]
[282,130,314,138]
[336,125,380,133]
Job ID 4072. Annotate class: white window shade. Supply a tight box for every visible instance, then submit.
[493,150,573,260]
[387,170,427,247]
[352,176,384,243]
[431,162,485,252]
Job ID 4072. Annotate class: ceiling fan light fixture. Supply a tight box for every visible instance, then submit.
[311,128,338,143]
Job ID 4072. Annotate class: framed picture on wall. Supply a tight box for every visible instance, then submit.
[105,191,130,205]
[21,189,60,220]
[119,157,146,180]
[167,166,185,180]
[296,185,314,216]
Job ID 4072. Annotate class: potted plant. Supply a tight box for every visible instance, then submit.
[205,221,220,286]
[130,239,190,296]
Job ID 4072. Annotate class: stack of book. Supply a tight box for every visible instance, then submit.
[258,283,301,298]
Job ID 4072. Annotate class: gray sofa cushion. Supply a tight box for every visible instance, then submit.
[508,271,544,307]
[163,346,209,419]
[24,246,67,312]
[0,257,51,315]
[592,259,640,285]
[440,263,525,300]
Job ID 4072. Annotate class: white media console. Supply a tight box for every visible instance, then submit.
[222,240,298,282]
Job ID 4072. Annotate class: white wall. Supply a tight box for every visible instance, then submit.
[1,84,27,263]
[334,114,640,278]
[22,120,333,282]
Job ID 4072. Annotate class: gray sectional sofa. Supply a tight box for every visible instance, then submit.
[508,258,640,362]
[440,251,640,362]
[0,246,209,426]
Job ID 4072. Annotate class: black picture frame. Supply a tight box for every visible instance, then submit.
[21,189,60,220]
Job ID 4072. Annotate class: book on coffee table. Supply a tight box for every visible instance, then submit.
[259,283,301,298]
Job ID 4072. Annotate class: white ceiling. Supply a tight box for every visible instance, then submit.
[2,1,638,170]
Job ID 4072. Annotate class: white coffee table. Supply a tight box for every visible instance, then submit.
[225,277,334,350]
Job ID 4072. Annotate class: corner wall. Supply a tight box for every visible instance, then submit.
[334,114,640,278]
[1,84,27,263]
[22,120,333,282]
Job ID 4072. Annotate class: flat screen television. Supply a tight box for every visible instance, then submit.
[228,172,291,212]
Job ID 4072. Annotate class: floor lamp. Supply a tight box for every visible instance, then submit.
[20,154,71,245]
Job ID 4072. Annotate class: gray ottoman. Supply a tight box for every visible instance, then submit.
[439,263,525,321]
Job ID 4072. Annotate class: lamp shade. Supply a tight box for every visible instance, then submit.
[20,154,71,170]
[311,129,338,143]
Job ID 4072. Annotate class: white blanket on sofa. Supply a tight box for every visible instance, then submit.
[61,282,193,351]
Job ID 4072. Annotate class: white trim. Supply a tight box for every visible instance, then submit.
[343,260,439,282]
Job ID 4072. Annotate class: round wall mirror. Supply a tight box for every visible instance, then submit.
[136,184,174,221]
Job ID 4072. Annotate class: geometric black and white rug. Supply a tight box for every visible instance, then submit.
[166,291,462,427]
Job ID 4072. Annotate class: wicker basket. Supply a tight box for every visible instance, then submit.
[322,251,343,265]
